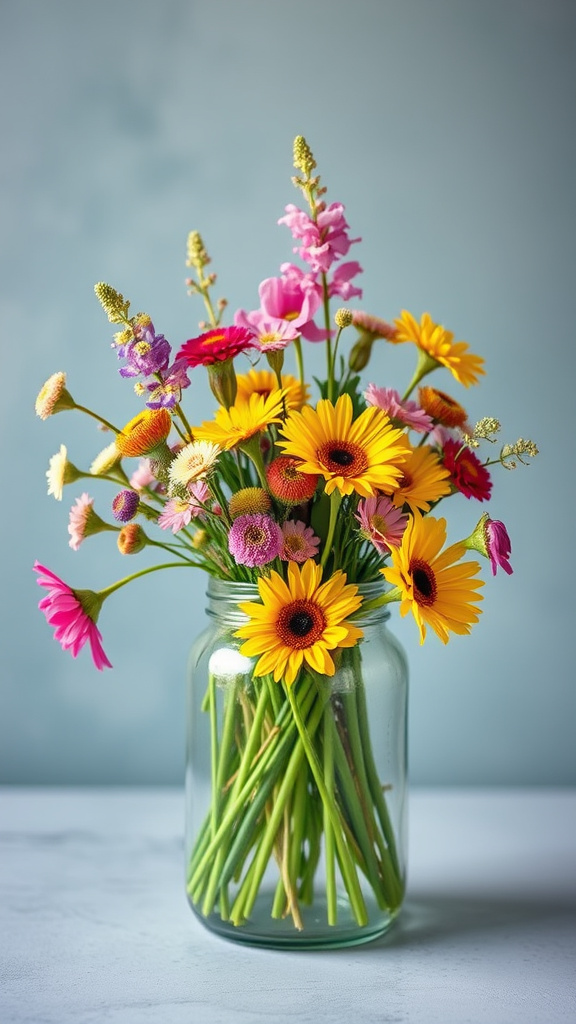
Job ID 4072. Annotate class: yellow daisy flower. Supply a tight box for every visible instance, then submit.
[276,393,410,498]
[388,444,452,513]
[382,513,484,644]
[236,369,309,411]
[392,311,485,388]
[235,560,364,685]
[194,390,285,451]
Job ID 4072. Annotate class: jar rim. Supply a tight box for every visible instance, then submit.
[205,574,390,623]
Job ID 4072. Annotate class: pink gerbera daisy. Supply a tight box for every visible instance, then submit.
[34,561,112,670]
[355,495,408,555]
[365,384,433,434]
[176,326,256,368]
[280,520,320,563]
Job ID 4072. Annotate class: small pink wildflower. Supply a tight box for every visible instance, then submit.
[158,498,194,534]
[34,561,112,671]
[129,458,157,492]
[355,496,408,555]
[280,520,320,563]
[68,493,97,550]
[365,384,434,434]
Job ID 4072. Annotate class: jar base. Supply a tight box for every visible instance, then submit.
[189,893,401,950]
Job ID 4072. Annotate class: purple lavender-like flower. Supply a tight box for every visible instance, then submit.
[118,322,171,379]
[228,513,283,568]
[145,359,191,409]
[112,489,140,523]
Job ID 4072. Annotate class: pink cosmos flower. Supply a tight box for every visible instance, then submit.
[227,513,283,567]
[235,272,326,343]
[355,496,408,555]
[365,384,434,434]
[68,493,96,550]
[485,518,513,576]
[278,202,360,274]
[280,520,320,563]
[34,561,112,670]
[234,316,300,352]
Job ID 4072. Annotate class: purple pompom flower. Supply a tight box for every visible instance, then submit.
[228,513,283,568]
[112,489,140,523]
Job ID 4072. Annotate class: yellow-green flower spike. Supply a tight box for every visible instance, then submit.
[500,438,539,469]
[94,283,131,324]
[187,231,210,270]
[293,136,317,176]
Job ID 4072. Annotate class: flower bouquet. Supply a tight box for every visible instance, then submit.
[34,137,536,947]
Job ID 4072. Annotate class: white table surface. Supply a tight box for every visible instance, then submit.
[1,787,575,1024]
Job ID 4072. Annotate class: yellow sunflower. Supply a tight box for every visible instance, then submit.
[235,560,364,685]
[388,444,452,513]
[382,513,484,644]
[392,311,485,388]
[193,390,285,451]
[276,393,410,498]
[236,368,309,411]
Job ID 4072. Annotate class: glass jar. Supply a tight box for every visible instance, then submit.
[185,576,408,950]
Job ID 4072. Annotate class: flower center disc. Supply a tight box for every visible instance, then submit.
[410,558,437,606]
[276,599,326,649]
[318,441,368,476]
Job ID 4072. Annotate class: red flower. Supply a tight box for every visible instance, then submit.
[442,438,492,502]
[176,326,255,367]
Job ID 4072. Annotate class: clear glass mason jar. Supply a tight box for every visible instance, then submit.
[185,576,409,950]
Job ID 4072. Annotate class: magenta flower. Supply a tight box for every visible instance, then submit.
[228,513,283,567]
[280,520,320,563]
[355,496,408,555]
[485,518,513,576]
[235,272,326,343]
[34,562,112,671]
[365,384,434,434]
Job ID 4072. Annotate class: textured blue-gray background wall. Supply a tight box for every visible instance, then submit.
[1,0,574,785]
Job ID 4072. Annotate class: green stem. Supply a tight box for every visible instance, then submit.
[286,680,369,927]
[320,490,342,570]
[73,404,120,435]
[323,708,337,925]
[97,560,195,601]
[294,337,305,392]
